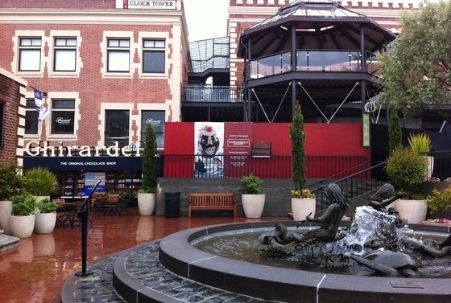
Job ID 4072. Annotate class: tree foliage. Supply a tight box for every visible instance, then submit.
[379,1,451,116]
[290,102,305,192]
[142,123,157,193]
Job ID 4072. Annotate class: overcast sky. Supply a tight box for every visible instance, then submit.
[184,0,229,41]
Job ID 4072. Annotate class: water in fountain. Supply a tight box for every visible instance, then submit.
[337,206,404,254]
[194,205,451,277]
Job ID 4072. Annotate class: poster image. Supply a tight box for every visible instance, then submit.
[194,122,224,178]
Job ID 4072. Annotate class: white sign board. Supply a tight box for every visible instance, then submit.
[125,0,177,10]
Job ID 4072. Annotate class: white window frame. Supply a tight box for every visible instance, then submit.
[53,37,77,72]
[138,32,169,79]
[46,92,80,141]
[142,39,166,74]
[18,37,42,72]
[24,98,39,136]
[107,38,130,73]
[50,99,76,136]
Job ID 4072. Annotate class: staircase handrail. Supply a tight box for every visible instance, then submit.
[309,160,386,193]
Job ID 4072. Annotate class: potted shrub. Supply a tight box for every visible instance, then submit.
[23,168,57,202]
[427,188,451,221]
[35,198,58,234]
[138,123,157,216]
[10,193,37,238]
[290,102,315,221]
[408,133,433,180]
[239,174,265,218]
[0,163,23,235]
[386,147,428,223]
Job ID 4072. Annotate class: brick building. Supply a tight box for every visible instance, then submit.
[0,67,26,166]
[0,0,189,195]
[0,0,423,196]
[0,0,189,150]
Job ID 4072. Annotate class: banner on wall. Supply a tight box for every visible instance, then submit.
[194,122,224,178]
[224,123,252,176]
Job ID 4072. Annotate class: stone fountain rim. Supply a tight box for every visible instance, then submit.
[159,220,451,303]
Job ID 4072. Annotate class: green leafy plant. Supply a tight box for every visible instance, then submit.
[23,168,57,196]
[386,147,427,198]
[141,123,157,193]
[0,163,23,200]
[11,193,37,216]
[427,188,451,215]
[408,133,431,154]
[290,102,311,198]
[239,175,263,194]
[36,198,58,213]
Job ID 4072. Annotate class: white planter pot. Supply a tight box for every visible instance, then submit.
[394,199,428,224]
[35,212,57,234]
[291,198,316,221]
[138,193,155,216]
[0,200,12,234]
[242,194,265,218]
[9,215,35,238]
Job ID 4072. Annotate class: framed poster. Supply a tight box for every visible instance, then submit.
[194,122,224,178]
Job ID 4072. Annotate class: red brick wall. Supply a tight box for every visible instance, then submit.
[0,74,22,165]
[0,0,115,9]
[0,22,178,147]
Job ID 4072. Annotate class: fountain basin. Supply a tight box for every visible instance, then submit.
[159,221,451,303]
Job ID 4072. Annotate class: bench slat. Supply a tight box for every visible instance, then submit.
[188,193,236,218]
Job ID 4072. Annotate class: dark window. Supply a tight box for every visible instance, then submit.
[141,110,165,148]
[51,99,75,134]
[25,99,38,135]
[142,39,165,73]
[107,38,130,72]
[19,37,42,71]
[105,110,129,147]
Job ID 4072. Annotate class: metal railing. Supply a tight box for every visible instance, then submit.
[183,86,243,103]
[249,49,368,79]
[310,161,387,216]
[163,154,369,179]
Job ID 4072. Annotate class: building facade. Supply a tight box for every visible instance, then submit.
[0,0,189,150]
[0,0,189,195]
[0,0,426,197]
[228,0,421,88]
[0,67,26,166]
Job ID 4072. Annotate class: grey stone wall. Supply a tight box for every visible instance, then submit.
[156,178,294,217]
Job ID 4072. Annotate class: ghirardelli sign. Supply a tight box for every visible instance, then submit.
[25,141,141,157]
[125,0,176,10]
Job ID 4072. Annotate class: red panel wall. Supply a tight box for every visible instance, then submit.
[164,122,194,177]
[305,124,368,156]
[164,122,370,178]
[252,123,291,155]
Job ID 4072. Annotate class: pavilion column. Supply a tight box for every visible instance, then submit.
[246,39,252,121]
[291,24,297,116]
[360,26,367,73]
[360,26,367,114]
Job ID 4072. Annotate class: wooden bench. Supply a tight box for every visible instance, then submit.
[188,192,237,218]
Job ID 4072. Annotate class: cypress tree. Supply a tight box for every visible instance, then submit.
[388,104,402,153]
[290,102,305,192]
[142,123,157,192]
